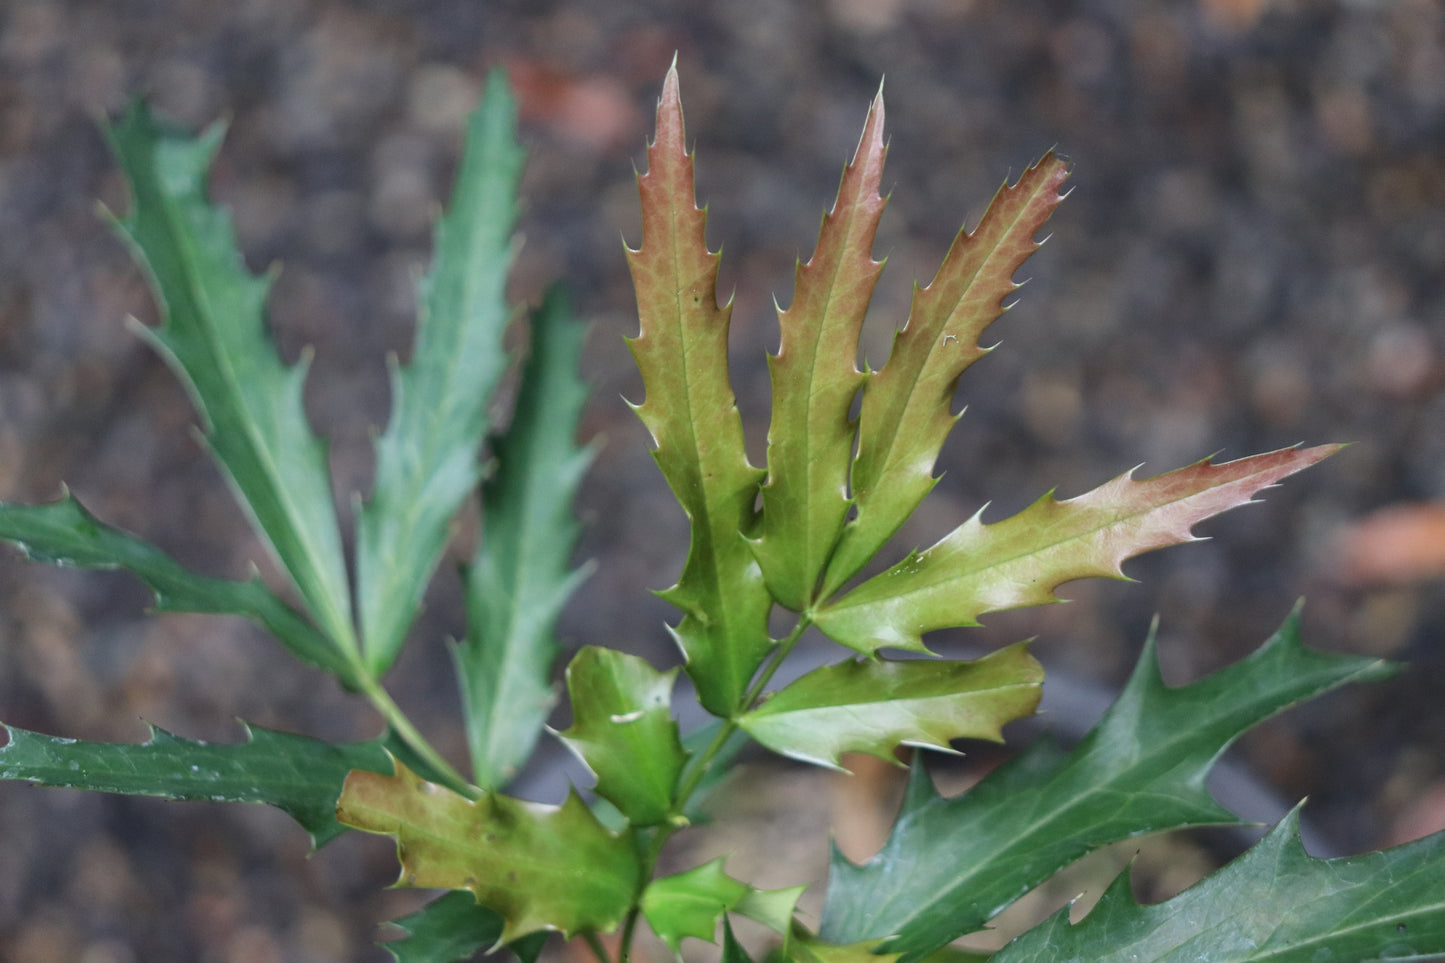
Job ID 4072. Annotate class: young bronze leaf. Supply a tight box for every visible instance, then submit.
[556,646,687,826]
[738,643,1041,769]
[106,103,355,655]
[816,445,1340,655]
[820,154,1071,599]
[750,87,887,610]
[625,62,772,715]
[336,761,641,943]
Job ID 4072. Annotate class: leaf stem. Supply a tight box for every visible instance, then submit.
[583,930,614,963]
[354,674,479,799]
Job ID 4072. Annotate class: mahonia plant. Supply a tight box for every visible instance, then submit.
[2,59,1444,963]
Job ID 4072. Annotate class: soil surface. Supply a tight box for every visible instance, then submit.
[3,1,1445,961]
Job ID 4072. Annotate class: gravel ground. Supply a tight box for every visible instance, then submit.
[3,1,1445,961]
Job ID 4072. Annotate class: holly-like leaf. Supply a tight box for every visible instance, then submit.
[337,761,641,943]
[457,288,595,790]
[357,69,524,677]
[994,809,1445,963]
[0,721,391,848]
[738,642,1042,769]
[379,892,550,963]
[815,446,1340,655]
[819,610,1395,961]
[105,102,355,658]
[0,491,355,684]
[556,646,687,826]
[642,859,750,953]
[625,61,774,717]
[749,85,887,610]
[818,153,1071,599]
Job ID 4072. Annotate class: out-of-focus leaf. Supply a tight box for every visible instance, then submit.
[557,646,687,826]
[357,69,524,677]
[625,61,772,716]
[815,447,1340,655]
[380,891,503,963]
[818,153,1070,599]
[457,289,594,790]
[994,809,1445,963]
[337,761,640,943]
[0,491,354,684]
[0,721,391,848]
[819,611,1395,960]
[105,102,355,657]
[738,643,1042,769]
[749,85,886,610]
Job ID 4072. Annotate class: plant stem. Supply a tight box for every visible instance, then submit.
[583,930,614,963]
[355,674,479,798]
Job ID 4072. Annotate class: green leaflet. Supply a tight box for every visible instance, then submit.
[815,446,1341,655]
[993,809,1445,963]
[379,892,547,963]
[105,102,355,659]
[457,288,594,790]
[625,62,772,716]
[557,646,687,826]
[738,643,1042,769]
[818,152,1071,600]
[0,721,391,848]
[0,491,353,684]
[641,859,806,954]
[337,761,641,943]
[357,69,524,677]
[818,610,1395,961]
[749,86,886,611]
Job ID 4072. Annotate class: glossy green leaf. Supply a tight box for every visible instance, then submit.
[0,721,391,847]
[380,893,549,963]
[739,642,1042,769]
[815,446,1340,655]
[337,761,641,942]
[557,646,687,826]
[105,102,355,657]
[642,858,750,953]
[0,490,354,684]
[995,808,1445,963]
[357,69,524,676]
[749,86,886,610]
[818,153,1070,599]
[625,61,773,716]
[819,610,1395,960]
[457,288,594,790]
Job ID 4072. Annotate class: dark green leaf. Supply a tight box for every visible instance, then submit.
[358,69,525,676]
[457,288,594,790]
[995,809,1445,963]
[381,891,503,963]
[819,611,1395,960]
[0,721,392,847]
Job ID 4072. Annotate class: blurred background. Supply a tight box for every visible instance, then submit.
[3,0,1445,960]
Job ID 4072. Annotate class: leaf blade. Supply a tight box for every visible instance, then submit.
[820,153,1071,598]
[625,62,772,715]
[357,69,525,675]
[815,446,1340,654]
[457,288,594,790]
[994,810,1445,963]
[0,721,392,848]
[818,610,1396,960]
[738,643,1042,769]
[106,102,355,656]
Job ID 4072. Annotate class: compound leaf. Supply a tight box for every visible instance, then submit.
[0,490,354,684]
[337,761,641,943]
[994,809,1445,963]
[106,102,355,658]
[457,288,594,790]
[738,642,1042,769]
[0,721,391,848]
[815,446,1340,655]
[819,610,1395,960]
[625,61,772,716]
[557,646,687,826]
[750,86,887,610]
[819,153,1070,598]
[357,69,524,676]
